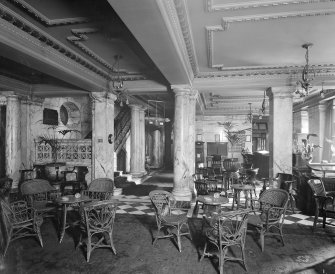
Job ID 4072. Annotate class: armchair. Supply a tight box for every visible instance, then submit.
[81,178,114,201]
[149,190,192,252]
[20,179,61,219]
[79,200,118,262]
[307,178,335,231]
[248,189,289,252]
[200,209,250,274]
[0,199,43,257]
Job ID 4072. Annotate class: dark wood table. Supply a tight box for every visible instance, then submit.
[231,184,255,210]
[196,195,229,213]
[56,194,92,243]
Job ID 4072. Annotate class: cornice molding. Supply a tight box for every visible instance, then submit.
[67,28,146,79]
[205,0,334,12]
[206,9,335,69]
[9,0,90,26]
[173,0,199,76]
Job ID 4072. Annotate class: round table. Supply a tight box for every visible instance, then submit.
[56,195,92,243]
[196,195,229,213]
[231,184,255,210]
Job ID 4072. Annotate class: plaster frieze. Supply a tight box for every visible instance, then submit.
[156,0,194,82]
[173,0,199,76]
[0,4,110,84]
[205,0,333,12]
[8,0,90,26]
[206,9,335,69]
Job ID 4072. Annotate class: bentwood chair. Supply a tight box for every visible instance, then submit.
[200,209,250,274]
[248,189,289,252]
[149,190,192,252]
[20,179,61,219]
[81,178,114,201]
[307,178,335,231]
[0,199,43,257]
[79,200,118,262]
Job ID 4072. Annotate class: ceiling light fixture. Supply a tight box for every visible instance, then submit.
[145,100,170,127]
[108,54,129,106]
[295,43,315,98]
[320,82,325,98]
[246,103,253,123]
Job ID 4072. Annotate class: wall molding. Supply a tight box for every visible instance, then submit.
[206,9,335,68]
[205,0,334,12]
[9,0,90,26]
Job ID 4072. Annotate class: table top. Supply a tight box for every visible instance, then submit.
[56,195,91,204]
[196,195,229,205]
[231,184,255,190]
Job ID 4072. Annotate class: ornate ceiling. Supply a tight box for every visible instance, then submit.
[1,0,335,119]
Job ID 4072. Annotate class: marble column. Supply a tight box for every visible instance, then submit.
[139,107,146,175]
[130,104,145,177]
[5,94,21,187]
[152,129,161,168]
[293,110,308,134]
[172,86,196,201]
[164,121,173,168]
[188,90,198,193]
[91,91,116,180]
[267,87,293,178]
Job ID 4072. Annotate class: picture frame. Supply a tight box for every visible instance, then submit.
[245,135,251,142]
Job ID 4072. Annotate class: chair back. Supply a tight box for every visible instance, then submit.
[81,200,117,232]
[88,178,114,192]
[259,188,289,208]
[207,179,219,193]
[20,179,54,195]
[210,209,249,246]
[149,190,176,218]
[307,179,327,197]
[194,180,209,196]
[0,177,13,201]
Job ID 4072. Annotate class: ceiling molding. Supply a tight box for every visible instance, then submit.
[206,9,335,69]
[0,75,32,93]
[293,89,335,110]
[67,28,146,78]
[205,0,333,12]
[8,0,90,26]
[173,0,199,76]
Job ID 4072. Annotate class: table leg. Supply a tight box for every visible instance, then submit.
[59,204,68,243]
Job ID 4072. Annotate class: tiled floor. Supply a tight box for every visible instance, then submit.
[114,193,335,227]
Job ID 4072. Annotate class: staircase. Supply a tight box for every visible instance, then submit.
[114,105,131,153]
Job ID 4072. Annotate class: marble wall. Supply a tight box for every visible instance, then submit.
[196,115,252,162]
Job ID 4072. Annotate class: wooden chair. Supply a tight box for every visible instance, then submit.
[81,178,114,201]
[200,209,250,274]
[149,190,192,252]
[20,179,61,219]
[0,199,43,257]
[248,189,289,252]
[307,178,335,231]
[61,166,89,195]
[79,200,118,262]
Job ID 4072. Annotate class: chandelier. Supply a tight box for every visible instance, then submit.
[145,100,170,127]
[295,43,315,98]
[108,54,129,106]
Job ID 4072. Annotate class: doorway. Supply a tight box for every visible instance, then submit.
[117,148,127,173]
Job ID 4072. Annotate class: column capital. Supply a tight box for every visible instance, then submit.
[171,85,198,97]
[129,104,145,111]
[266,86,294,99]
[90,91,117,103]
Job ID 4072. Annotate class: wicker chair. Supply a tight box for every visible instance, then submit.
[79,200,118,262]
[200,209,250,274]
[307,178,335,231]
[81,178,114,201]
[248,189,289,252]
[0,199,43,257]
[20,179,61,219]
[149,190,192,252]
[0,177,13,202]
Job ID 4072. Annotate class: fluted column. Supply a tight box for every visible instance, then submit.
[172,86,196,201]
[130,104,144,177]
[6,94,21,187]
[267,87,293,178]
[91,92,116,179]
